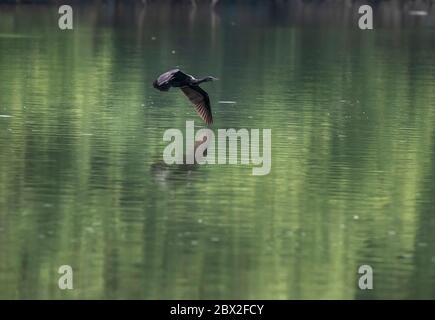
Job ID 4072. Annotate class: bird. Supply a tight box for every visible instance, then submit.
[153,69,218,125]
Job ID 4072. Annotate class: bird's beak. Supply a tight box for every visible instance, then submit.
[212,77,219,81]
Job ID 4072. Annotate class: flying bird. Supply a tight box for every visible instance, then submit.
[153,69,218,125]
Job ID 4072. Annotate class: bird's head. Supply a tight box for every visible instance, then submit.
[205,76,219,82]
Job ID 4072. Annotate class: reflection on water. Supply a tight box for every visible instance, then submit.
[151,132,210,187]
[0,3,435,299]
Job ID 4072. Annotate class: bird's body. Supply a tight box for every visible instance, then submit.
[153,69,217,124]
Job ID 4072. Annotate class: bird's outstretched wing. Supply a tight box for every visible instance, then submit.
[156,69,180,85]
[180,85,213,125]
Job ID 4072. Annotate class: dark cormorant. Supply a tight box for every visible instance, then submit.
[153,69,218,124]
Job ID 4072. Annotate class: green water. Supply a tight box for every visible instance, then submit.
[1,4,435,299]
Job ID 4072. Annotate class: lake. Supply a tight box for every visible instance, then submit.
[0,2,435,299]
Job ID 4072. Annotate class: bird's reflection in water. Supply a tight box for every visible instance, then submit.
[151,130,211,187]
